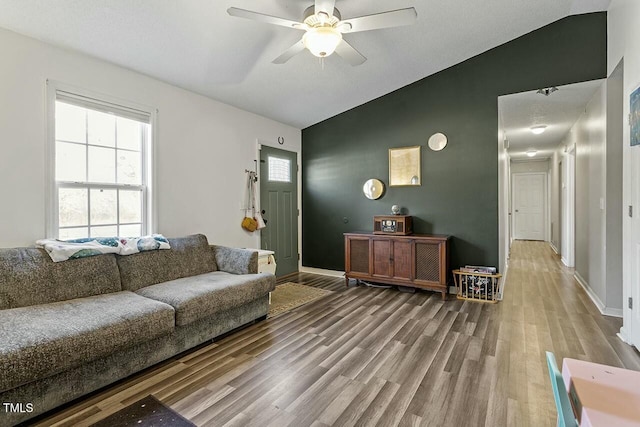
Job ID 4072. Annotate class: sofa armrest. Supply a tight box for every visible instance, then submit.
[210,245,258,275]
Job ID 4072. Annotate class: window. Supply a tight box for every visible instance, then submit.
[50,89,152,239]
[268,156,291,182]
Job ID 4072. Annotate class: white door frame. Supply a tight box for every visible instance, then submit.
[511,172,548,241]
[547,169,552,243]
[561,145,576,267]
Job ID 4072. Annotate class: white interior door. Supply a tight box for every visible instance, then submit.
[512,173,546,240]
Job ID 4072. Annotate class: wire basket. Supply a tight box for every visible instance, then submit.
[452,270,503,303]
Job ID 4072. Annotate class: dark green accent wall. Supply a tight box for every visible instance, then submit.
[302,13,607,272]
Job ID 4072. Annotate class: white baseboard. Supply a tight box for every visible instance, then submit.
[618,327,631,344]
[549,242,559,254]
[605,307,624,317]
[573,272,623,318]
[561,257,570,267]
[498,263,509,301]
[299,266,345,278]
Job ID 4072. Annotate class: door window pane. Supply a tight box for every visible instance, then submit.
[88,146,116,183]
[59,188,88,227]
[268,156,291,182]
[119,224,141,237]
[117,150,142,185]
[117,117,142,151]
[88,110,116,147]
[56,142,86,182]
[55,102,86,143]
[119,190,142,223]
[90,189,117,225]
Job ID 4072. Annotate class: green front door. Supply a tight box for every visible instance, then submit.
[260,145,298,277]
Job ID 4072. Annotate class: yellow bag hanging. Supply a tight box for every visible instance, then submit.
[242,171,258,232]
[242,216,257,232]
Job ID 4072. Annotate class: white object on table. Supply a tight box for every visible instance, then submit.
[562,358,640,427]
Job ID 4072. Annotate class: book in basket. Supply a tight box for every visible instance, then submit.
[460,265,497,297]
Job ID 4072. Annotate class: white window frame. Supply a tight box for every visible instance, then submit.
[45,81,157,239]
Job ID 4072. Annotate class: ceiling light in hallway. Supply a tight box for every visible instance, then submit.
[530,125,547,134]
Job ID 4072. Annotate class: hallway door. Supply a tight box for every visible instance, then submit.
[260,145,299,277]
[512,173,546,240]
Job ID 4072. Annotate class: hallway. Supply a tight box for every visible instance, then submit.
[499,240,640,424]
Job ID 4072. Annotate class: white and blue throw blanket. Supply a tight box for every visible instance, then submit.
[36,235,171,262]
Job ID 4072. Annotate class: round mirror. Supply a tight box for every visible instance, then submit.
[428,132,448,151]
[363,179,385,200]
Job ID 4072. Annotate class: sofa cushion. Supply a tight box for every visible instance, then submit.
[0,291,175,392]
[136,271,275,326]
[0,248,121,310]
[116,234,217,292]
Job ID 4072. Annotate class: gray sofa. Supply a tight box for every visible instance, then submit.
[0,234,275,426]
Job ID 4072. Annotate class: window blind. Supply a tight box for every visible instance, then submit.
[56,90,151,124]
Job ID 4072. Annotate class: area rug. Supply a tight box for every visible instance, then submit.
[268,282,333,318]
[91,395,194,427]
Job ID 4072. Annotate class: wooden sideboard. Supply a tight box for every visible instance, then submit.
[344,232,450,299]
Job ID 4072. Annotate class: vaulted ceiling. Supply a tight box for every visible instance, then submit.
[0,0,610,128]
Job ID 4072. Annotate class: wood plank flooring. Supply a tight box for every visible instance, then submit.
[32,241,640,427]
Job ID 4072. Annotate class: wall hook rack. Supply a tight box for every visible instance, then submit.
[245,160,258,182]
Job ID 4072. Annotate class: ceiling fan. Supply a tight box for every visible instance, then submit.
[227,0,417,66]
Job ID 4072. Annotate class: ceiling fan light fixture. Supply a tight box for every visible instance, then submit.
[303,26,342,57]
[526,149,538,157]
[530,125,547,135]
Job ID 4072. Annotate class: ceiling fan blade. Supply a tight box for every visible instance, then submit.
[334,40,367,66]
[339,8,417,33]
[272,39,306,64]
[315,0,336,17]
[227,7,306,30]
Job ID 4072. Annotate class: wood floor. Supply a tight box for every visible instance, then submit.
[33,241,640,427]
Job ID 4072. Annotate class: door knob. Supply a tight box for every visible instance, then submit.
[515,210,519,212]
[261,210,266,214]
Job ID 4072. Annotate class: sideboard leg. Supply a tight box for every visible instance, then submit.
[345,276,349,287]
[441,291,447,300]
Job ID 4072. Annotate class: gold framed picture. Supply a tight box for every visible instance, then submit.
[389,146,421,186]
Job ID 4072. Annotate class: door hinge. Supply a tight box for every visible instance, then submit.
[629,205,633,218]
[630,113,633,126]
[297,253,300,260]
[629,297,633,310]
[297,208,300,216]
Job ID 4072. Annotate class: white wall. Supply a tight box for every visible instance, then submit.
[609,0,640,341]
[0,28,301,249]
[575,83,607,309]
[498,129,510,275]
[606,61,624,313]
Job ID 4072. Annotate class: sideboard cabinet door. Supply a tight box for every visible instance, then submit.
[345,235,371,275]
